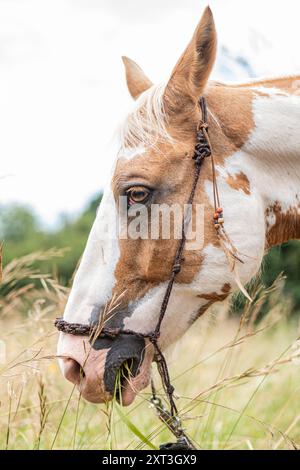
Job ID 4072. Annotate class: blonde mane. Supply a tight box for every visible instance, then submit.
[118,83,173,155]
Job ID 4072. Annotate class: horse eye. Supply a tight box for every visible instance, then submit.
[126,186,150,205]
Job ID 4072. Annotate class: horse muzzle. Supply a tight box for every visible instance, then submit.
[57,332,153,405]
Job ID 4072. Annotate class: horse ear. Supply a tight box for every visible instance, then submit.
[122,56,153,100]
[164,7,217,113]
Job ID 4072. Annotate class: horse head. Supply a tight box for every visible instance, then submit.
[57,6,300,405]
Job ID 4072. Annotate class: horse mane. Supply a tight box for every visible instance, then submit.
[118,83,173,155]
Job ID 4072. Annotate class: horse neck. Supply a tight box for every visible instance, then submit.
[208,79,300,248]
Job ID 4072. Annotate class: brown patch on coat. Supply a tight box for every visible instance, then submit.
[112,146,205,308]
[198,293,226,301]
[192,283,231,324]
[197,282,231,301]
[195,300,214,321]
[222,283,231,293]
[205,84,255,149]
[226,172,251,195]
[233,75,300,96]
[266,201,300,247]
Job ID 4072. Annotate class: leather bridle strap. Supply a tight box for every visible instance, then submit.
[145,97,213,419]
[55,96,215,450]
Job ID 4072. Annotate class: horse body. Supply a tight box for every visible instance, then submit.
[57,8,300,406]
[207,77,300,247]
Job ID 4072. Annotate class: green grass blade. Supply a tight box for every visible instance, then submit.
[115,403,157,450]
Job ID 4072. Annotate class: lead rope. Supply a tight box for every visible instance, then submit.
[54,96,241,451]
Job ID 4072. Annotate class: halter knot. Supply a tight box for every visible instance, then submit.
[166,384,175,396]
[198,121,209,131]
[172,263,181,274]
[148,331,160,344]
[193,124,211,163]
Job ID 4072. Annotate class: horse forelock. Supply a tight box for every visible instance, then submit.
[117,83,173,157]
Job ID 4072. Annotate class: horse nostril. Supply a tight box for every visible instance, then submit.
[62,358,85,385]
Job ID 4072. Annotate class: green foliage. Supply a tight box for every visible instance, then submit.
[0,248,68,316]
[0,194,102,286]
[263,242,300,310]
[0,205,39,242]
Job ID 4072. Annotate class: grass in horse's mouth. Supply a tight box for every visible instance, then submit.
[115,358,135,403]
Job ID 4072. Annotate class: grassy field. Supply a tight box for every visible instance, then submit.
[0,251,300,450]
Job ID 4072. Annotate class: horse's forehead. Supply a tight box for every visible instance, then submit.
[113,143,192,186]
[118,145,147,161]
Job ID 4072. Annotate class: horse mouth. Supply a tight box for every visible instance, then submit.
[115,358,141,404]
[99,335,152,406]
[112,346,154,406]
[108,353,143,404]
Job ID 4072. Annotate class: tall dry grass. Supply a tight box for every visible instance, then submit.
[0,251,300,449]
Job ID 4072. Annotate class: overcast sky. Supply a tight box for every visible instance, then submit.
[1,0,299,226]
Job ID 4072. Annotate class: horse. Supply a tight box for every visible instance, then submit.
[57,6,300,407]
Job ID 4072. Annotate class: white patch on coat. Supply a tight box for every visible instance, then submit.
[253,86,289,97]
[62,186,120,324]
[266,212,277,230]
[119,145,146,161]
[247,94,300,161]
[123,282,206,348]
[225,93,300,227]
